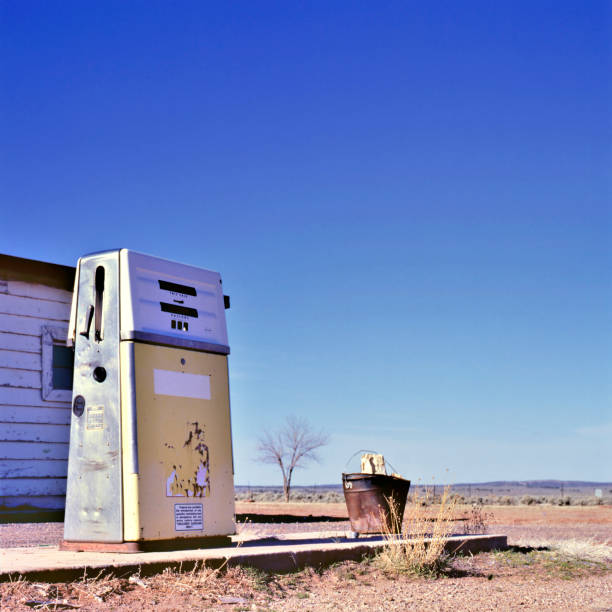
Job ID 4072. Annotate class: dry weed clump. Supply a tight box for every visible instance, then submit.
[0,570,124,610]
[375,485,458,577]
[461,502,494,535]
[0,575,29,607]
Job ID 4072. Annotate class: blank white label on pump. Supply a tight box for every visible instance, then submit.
[153,369,211,399]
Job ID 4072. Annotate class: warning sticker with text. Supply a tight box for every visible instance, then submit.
[86,406,104,430]
[174,503,203,531]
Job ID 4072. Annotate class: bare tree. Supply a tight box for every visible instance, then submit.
[257,416,330,502]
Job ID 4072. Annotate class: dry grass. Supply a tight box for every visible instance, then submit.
[1,539,247,610]
[0,565,263,610]
[493,539,612,582]
[375,485,458,577]
[2,540,610,609]
[512,537,612,563]
[554,538,612,562]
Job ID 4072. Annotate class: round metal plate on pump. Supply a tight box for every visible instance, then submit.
[73,395,85,417]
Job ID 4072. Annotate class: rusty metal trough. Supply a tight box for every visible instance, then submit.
[342,472,411,534]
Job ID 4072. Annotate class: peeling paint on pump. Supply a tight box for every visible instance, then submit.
[165,422,211,498]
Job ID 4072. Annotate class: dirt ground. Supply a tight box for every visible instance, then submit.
[235,501,612,527]
[236,502,612,547]
[1,503,611,610]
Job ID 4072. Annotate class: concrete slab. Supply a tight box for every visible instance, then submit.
[1,532,507,582]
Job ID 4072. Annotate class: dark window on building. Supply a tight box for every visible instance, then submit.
[41,326,73,402]
[52,345,74,390]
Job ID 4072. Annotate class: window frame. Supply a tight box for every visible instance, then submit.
[41,325,73,402]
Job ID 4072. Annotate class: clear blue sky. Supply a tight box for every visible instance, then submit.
[1,1,610,485]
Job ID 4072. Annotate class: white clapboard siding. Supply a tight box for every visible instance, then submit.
[6,281,72,304]
[0,387,70,408]
[0,278,73,516]
[1,405,71,425]
[0,477,67,497]
[0,349,42,369]
[0,459,68,479]
[0,332,41,353]
[0,368,41,389]
[0,313,69,336]
[0,441,69,460]
[0,422,70,444]
[0,495,66,510]
[0,293,70,321]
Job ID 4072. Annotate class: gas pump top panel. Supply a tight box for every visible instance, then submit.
[120,250,228,351]
[70,249,229,354]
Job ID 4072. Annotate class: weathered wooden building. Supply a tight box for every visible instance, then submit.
[0,254,75,521]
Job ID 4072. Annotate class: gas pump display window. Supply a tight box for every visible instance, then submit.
[160,302,198,317]
[158,278,202,332]
[159,280,197,296]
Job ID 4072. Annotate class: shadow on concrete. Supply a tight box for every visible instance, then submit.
[238,534,384,548]
[236,513,347,524]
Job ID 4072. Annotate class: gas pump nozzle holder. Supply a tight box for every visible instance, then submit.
[61,250,235,552]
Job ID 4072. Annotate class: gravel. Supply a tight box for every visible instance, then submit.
[2,520,611,549]
[1,512,610,611]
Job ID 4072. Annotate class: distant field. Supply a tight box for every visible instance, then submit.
[235,480,612,506]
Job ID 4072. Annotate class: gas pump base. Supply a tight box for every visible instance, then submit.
[59,536,233,553]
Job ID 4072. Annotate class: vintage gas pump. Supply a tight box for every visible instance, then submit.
[62,250,235,551]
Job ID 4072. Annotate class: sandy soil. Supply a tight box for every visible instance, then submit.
[1,547,610,611]
[236,501,612,526]
[2,504,611,548]
[1,503,611,610]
